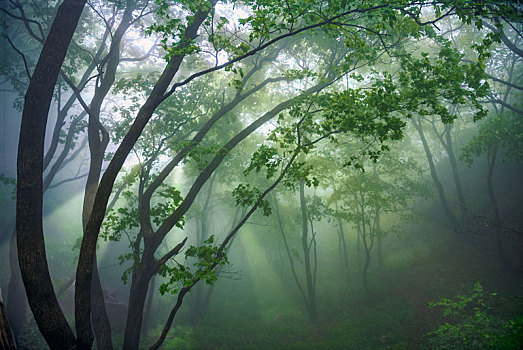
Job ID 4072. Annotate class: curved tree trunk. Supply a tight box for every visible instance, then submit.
[360,206,371,296]
[16,0,86,348]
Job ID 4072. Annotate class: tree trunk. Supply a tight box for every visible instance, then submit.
[487,147,500,226]
[376,207,383,270]
[334,201,349,280]
[272,193,308,305]
[356,220,361,259]
[360,208,372,295]
[91,256,112,350]
[16,0,86,348]
[444,124,467,214]
[362,248,371,295]
[486,145,519,273]
[75,7,138,343]
[142,275,156,336]
[412,118,460,231]
[81,129,112,350]
[122,256,155,350]
[187,176,215,325]
[299,181,317,321]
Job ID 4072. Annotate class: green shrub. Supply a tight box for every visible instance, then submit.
[427,282,523,349]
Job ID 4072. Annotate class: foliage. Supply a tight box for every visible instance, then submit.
[427,282,523,350]
[158,235,229,295]
[232,183,272,216]
[461,113,523,165]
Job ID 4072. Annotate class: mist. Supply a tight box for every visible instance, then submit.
[0,1,522,349]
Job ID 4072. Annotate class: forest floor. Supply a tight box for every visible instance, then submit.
[144,234,523,350]
[12,232,523,349]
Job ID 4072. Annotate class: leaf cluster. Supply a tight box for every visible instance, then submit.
[157,235,229,295]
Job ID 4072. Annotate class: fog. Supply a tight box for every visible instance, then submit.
[0,1,522,349]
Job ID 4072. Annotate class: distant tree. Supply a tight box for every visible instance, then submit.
[334,151,427,294]
[460,20,523,274]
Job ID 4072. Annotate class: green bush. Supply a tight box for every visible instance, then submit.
[427,282,523,349]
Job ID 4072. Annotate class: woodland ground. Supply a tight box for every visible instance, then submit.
[131,232,523,350]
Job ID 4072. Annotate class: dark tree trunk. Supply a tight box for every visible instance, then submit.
[362,249,371,295]
[150,286,191,350]
[122,262,154,350]
[82,127,112,350]
[356,219,361,259]
[273,193,308,302]
[487,147,500,226]
[353,192,373,296]
[7,38,97,344]
[16,0,86,348]
[428,118,468,216]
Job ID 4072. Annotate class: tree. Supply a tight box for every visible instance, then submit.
[460,20,523,275]
[15,0,87,348]
[332,149,427,294]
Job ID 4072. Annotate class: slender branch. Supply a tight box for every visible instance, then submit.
[47,173,89,189]
[5,33,32,79]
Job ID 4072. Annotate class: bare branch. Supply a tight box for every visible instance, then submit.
[5,34,32,80]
